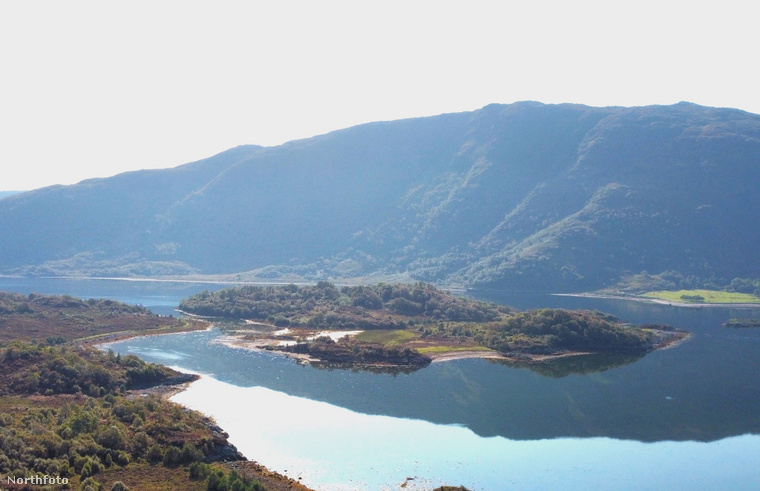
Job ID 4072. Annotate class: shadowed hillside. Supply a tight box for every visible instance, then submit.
[2,102,759,292]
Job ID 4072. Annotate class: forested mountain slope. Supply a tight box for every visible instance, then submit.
[2,102,759,291]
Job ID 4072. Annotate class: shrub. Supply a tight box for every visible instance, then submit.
[163,446,182,466]
[80,477,102,491]
[146,444,164,464]
[189,461,211,479]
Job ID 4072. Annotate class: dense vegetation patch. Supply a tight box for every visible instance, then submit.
[0,342,265,491]
[180,282,508,328]
[0,291,203,345]
[0,342,188,398]
[480,309,653,354]
[271,336,432,370]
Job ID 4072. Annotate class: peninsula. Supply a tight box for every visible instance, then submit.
[0,291,310,491]
[179,282,687,369]
[559,287,760,309]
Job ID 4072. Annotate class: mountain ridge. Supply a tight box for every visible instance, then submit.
[2,101,759,291]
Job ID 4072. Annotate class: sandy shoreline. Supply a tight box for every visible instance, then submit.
[429,350,508,362]
[213,335,321,363]
[211,331,689,366]
[653,330,691,350]
[93,321,214,350]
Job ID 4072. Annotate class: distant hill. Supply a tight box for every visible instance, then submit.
[1,102,759,292]
[0,191,24,200]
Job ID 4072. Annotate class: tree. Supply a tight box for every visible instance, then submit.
[80,477,102,491]
[96,425,126,450]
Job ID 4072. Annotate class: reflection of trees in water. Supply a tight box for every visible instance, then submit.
[301,352,644,377]
[489,352,645,378]
[307,361,422,376]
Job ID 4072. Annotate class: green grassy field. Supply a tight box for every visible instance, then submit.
[642,289,760,304]
[353,329,419,345]
[416,345,494,355]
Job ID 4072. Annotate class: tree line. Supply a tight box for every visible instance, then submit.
[179,282,510,328]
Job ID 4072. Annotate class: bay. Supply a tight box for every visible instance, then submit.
[3,277,760,489]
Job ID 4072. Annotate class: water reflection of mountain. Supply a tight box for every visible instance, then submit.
[401,357,760,443]
[111,325,760,444]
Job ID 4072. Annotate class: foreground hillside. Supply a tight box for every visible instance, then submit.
[0,292,205,345]
[2,102,760,291]
[0,293,310,491]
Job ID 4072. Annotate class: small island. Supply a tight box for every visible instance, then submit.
[179,282,688,370]
[723,318,760,329]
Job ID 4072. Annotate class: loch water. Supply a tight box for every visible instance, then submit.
[3,277,760,490]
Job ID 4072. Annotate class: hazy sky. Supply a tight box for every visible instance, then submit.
[1,0,757,190]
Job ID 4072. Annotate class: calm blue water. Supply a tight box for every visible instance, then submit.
[3,277,760,490]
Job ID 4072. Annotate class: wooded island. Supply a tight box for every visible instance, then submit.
[179,282,687,370]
